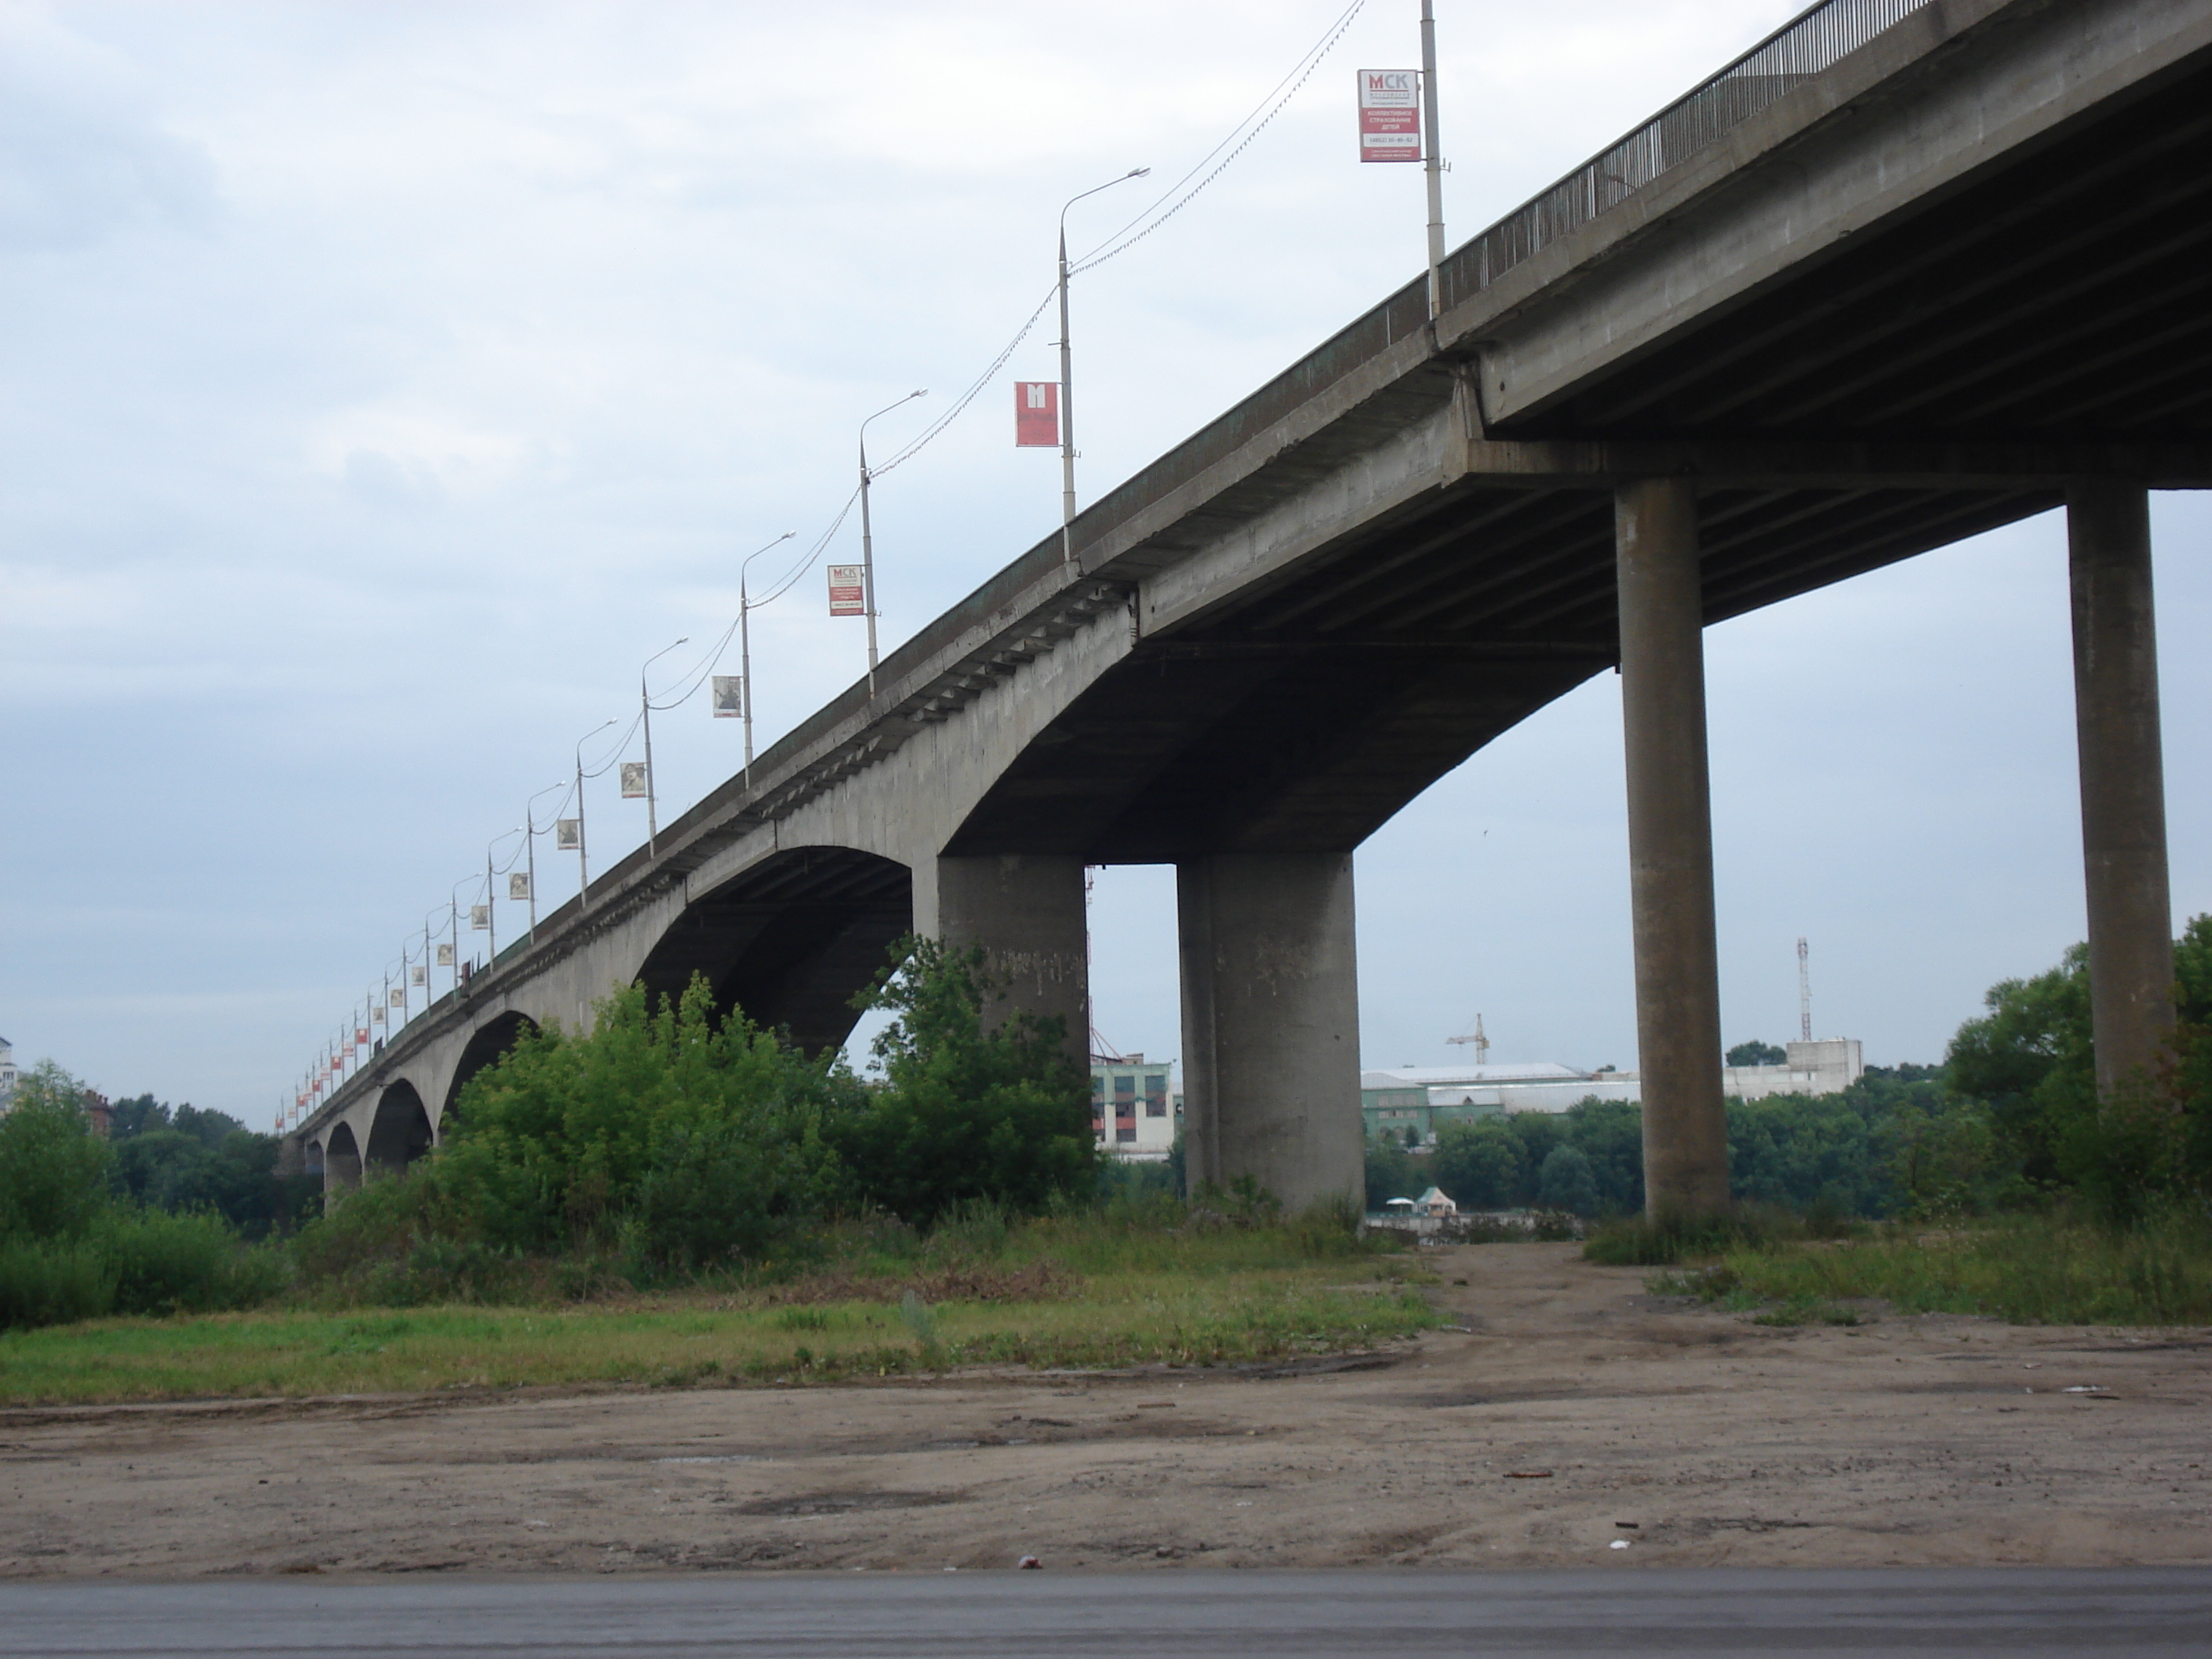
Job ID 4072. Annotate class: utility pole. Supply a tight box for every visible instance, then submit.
[1056,169,1149,562]
[1419,0,1446,320]
[859,399,924,697]
[639,637,687,859]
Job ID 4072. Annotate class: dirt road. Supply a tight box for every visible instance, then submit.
[4,1243,2207,1576]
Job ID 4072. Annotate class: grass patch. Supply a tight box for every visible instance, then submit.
[1640,1206,2212,1327]
[0,1269,1437,1405]
[1583,1203,1862,1266]
[0,1206,1440,1405]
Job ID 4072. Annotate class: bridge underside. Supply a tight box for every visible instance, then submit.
[1513,57,2212,443]
[950,478,2055,860]
[953,31,2211,862]
[637,848,911,1055]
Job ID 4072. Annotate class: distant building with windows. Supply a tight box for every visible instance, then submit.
[1361,1039,1863,1144]
[0,1036,15,1112]
[1091,1054,1178,1162]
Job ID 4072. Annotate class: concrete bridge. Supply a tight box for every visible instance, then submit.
[298,0,2212,1214]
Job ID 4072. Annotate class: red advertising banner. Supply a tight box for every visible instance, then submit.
[1357,68,1421,163]
[827,563,866,617]
[1015,381,1059,447]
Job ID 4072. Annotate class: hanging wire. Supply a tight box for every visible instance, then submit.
[646,487,865,716]
[315,5,1371,1108]
[870,290,1055,479]
[1071,0,1367,275]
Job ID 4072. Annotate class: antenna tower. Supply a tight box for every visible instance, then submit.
[1796,937,1812,1042]
[1446,1012,1490,1064]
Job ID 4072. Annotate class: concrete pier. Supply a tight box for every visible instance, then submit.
[2067,478,2176,1098]
[1616,478,1730,1218]
[935,854,1090,1056]
[1177,852,1363,1210]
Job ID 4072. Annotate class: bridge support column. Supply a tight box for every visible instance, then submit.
[1177,853,1362,1211]
[934,855,1090,1057]
[2068,478,2174,1097]
[1616,477,1729,1219]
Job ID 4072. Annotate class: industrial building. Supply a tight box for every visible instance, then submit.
[1361,1039,1863,1144]
[1091,1054,1178,1162]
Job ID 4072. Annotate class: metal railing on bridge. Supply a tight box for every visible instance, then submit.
[1457,0,1937,302]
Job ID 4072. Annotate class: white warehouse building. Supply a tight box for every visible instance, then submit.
[1362,1039,1863,1143]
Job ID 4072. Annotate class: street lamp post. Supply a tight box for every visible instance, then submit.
[737,532,795,789]
[640,637,688,858]
[1420,0,1446,320]
[485,828,522,966]
[1057,167,1148,563]
[858,392,926,695]
[573,718,615,911]
[524,781,566,944]
[450,877,475,992]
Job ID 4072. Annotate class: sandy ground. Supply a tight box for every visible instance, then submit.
[3,1243,2208,1577]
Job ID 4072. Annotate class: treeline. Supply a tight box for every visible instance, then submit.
[1370,914,2212,1223]
[3,941,1101,1326]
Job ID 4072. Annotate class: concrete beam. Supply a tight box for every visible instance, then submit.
[1616,478,1730,1218]
[2068,477,2176,1097]
[1464,0,2212,427]
[1177,853,1363,1211]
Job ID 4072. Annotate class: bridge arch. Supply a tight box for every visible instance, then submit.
[364,1079,435,1177]
[322,1120,362,1197]
[635,845,911,1056]
[441,1012,540,1122]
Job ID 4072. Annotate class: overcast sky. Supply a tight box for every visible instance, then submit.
[5,0,2206,1122]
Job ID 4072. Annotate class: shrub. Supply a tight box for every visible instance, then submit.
[97,1207,287,1316]
[0,1238,116,1329]
[835,939,1097,1225]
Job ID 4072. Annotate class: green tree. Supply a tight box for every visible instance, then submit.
[1431,1119,1519,1209]
[1536,1144,1600,1216]
[1945,915,2212,1214]
[836,938,1097,1225]
[1562,1097,1643,1214]
[1727,1040,1787,1067]
[0,1064,111,1241]
[1363,1133,1420,1211]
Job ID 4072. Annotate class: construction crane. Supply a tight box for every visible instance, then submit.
[1446,1012,1490,1064]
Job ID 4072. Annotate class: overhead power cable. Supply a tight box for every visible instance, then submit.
[1071,0,1368,275]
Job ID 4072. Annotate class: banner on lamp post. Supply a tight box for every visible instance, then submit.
[712,676,744,718]
[470,904,490,931]
[555,818,581,851]
[508,872,531,903]
[391,986,408,1007]
[354,1027,368,1046]
[1015,381,1059,446]
[827,565,866,617]
[620,761,649,799]
[411,964,427,987]
[1357,69,1421,162]
[437,942,455,967]
[371,1005,386,1027]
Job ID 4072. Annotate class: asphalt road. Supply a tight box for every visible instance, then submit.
[1,1568,2207,1656]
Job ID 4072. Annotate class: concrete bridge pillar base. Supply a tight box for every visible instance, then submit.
[2068,478,2175,1097]
[935,854,1090,1056]
[1177,852,1362,1211]
[1617,477,1730,1219]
